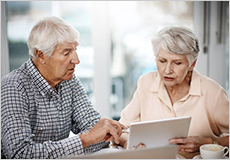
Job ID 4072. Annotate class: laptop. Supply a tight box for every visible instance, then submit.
[127,116,191,150]
[65,144,178,159]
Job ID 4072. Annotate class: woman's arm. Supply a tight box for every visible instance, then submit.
[216,136,229,147]
[169,136,229,153]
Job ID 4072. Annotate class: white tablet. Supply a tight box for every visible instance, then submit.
[127,116,191,150]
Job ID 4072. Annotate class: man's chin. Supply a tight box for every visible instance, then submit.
[64,74,74,81]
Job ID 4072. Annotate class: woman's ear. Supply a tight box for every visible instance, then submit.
[189,59,197,71]
[35,49,45,64]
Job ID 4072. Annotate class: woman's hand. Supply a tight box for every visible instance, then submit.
[123,142,146,150]
[169,136,212,153]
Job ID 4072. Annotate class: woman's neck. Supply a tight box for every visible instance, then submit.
[166,71,192,105]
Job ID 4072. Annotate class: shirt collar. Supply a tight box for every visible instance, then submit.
[149,72,162,92]
[189,69,201,96]
[149,69,201,96]
[26,59,53,97]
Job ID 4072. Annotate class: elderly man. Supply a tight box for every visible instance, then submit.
[1,16,126,159]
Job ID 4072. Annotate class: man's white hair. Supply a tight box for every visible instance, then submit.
[27,16,80,58]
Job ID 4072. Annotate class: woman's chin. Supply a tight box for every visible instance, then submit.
[163,81,175,87]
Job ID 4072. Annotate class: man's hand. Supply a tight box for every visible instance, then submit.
[79,118,127,148]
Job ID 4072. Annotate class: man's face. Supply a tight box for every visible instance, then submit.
[42,41,80,86]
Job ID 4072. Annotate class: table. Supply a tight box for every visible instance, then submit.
[108,143,200,159]
[177,151,200,159]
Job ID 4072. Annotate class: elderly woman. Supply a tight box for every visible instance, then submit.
[118,26,229,153]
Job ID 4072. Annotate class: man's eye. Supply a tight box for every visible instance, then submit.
[159,60,166,63]
[64,52,70,56]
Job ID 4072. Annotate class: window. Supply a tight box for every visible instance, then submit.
[6,1,94,100]
[4,1,228,120]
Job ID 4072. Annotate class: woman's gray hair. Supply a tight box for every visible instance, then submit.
[27,16,80,58]
[151,26,200,66]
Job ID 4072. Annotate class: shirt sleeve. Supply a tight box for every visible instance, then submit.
[212,86,229,136]
[119,76,142,126]
[70,76,107,154]
[1,81,87,159]
[1,76,107,159]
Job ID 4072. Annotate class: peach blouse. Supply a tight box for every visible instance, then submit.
[119,70,229,138]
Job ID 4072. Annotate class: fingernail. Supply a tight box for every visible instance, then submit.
[122,128,130,133]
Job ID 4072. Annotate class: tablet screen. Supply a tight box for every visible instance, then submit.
[127,116,191,150]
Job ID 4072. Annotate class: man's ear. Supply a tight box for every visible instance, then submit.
[35,49,45,64]
[189,59,197,71]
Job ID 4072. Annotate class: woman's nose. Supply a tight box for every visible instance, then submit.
[165,64,173,74]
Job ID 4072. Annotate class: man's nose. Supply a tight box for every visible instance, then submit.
[71,51,80,64]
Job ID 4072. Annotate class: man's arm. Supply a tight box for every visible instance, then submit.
[1,81,85,159]
[70,77,127,154]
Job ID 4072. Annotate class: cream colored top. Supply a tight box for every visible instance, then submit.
[119,70,229,137]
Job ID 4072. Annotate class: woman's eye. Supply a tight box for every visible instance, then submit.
[175,62,182,65]
[159,60,166,63]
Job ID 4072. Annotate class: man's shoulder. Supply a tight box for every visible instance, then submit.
[1,65,31,88]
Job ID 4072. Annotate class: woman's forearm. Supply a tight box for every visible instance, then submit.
[217,136,229,147]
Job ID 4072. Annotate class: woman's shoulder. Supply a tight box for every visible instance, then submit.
[196,71,226,94]
[137,70,159,88]
[139,70,158,80]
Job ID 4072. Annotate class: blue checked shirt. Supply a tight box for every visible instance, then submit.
[1,59,107,159]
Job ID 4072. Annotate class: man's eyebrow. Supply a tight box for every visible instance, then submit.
[62,48,72,52]
[61,48,71,53]
[61,44,78,52]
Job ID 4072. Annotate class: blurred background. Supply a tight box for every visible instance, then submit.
[1,1,229,120]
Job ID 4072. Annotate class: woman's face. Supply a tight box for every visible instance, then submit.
[156,49,195,88]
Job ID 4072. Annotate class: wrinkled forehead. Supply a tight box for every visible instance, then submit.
[54,41,79,52]
[157,49,189,62]
[57,41,78,48]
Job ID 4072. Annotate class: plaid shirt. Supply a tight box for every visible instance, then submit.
[1,59,107,159]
